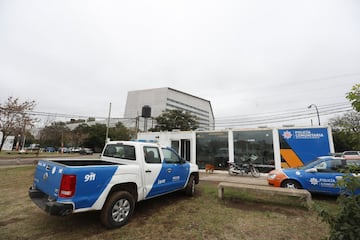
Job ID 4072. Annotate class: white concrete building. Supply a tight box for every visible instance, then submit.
[124,87,215,131]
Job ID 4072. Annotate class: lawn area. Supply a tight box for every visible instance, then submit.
[0,166,334,239]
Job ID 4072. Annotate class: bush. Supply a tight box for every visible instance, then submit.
[316,166,360,240]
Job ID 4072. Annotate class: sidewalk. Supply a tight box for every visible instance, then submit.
[199,170,268,186]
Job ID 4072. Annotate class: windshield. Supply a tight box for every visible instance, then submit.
[298,157,330,170]
[298,157,360,172]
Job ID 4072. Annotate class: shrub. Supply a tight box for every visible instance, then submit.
[316,165,360,240]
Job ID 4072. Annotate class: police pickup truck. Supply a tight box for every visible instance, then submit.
[29,141,199,228]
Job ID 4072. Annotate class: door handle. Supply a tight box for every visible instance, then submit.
[145,170,152,173]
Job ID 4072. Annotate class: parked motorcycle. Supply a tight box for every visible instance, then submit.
[228,159,260,177]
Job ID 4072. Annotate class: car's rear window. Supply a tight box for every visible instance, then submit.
[103,144,136,160]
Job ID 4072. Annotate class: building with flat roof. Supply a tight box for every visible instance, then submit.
[124,87,214,131]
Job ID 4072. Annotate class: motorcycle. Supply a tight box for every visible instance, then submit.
[228,159,260,177]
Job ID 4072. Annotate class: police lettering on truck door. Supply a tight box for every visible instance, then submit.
[161,147,189,190]
[144,146,190,198]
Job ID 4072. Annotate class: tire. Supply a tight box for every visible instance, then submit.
[185,175,195,196]
[228,165,236,176]
[281,180,302,189]
[100,191,135,229]
[250,166,260,178]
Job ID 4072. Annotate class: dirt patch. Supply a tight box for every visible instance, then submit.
[224,199,305,216]
[0,217,25,227]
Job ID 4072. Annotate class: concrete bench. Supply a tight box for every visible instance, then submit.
[217,182,312,208]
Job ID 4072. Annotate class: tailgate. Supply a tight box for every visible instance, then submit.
[33,160,64,199]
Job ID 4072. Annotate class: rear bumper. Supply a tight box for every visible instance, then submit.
[28,187,73,216]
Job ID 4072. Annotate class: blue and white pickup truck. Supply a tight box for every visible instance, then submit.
[29,141,199,228]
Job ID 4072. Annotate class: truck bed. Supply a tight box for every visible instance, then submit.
[52,159,121,166]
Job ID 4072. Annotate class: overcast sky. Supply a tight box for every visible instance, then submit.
[1,0,359,128]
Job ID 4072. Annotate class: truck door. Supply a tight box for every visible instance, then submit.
[161,147,190,191]
[143,146,167,198]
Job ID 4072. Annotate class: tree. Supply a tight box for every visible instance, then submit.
[109,122,131,141]
[150,109,198,132]
[0,97,37,151]
[39,122,71,148]
[72,123,91,147]
[316,84,360,239]
[346,83,360,112]
[329,111,360,151]
[83,123,107,152]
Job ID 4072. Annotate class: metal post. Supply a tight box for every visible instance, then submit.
[308,104,320,126]
[105,102,112,143]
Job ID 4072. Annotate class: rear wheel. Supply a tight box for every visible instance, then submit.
[281,180,302,189]
[100,191,135,229]
[185,175,195,196]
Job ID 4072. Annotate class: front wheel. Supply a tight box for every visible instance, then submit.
[185,175,195,196]
[100,191,135,229]
[281,180,302,189]
[250,166,260,177]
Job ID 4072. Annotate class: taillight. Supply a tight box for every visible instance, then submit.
[59,174,76,198]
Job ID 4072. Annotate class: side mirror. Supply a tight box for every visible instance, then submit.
[305,167,318,173]
[180,158,187,164]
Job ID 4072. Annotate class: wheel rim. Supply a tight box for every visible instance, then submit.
[251,168,260,177]
[112,199,131,223]
[285,182,298,189]
[191,179,195,194]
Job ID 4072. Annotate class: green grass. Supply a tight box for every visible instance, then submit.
[0,166,335,240]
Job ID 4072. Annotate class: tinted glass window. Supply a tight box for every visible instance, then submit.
[196,131,228,170]
[144,146,161,164]
[162,148,180,163]
[103,144,136,160]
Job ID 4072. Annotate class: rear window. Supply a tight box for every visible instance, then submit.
[103,144,136,160]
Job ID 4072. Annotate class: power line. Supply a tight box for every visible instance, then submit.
[215,102,353,128]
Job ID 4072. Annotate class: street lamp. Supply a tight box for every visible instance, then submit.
[308,104,320,126]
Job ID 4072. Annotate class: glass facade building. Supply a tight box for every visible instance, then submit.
[196,130,274,172]
[138,126,334,172]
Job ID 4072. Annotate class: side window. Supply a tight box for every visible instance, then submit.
[344,160,360,171]
[328,159,343,172]
[314,160,330,172]
[315,159,342,173]
[103,144,136,160]
[162,148,181,164]
[144,146,161,164]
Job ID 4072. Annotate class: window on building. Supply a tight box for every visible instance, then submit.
[233,130,274,172]
[196,131,228,170]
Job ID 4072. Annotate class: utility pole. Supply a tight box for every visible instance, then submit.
[105,102,112,143]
